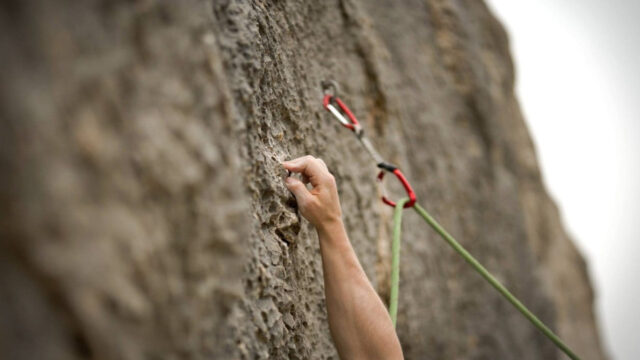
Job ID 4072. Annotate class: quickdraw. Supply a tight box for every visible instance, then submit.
[321,81,416,208]
[319,80,581,360]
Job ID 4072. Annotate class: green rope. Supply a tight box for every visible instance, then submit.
[389,200,581,359]
[412,203,580,360]
[389,197,409,327]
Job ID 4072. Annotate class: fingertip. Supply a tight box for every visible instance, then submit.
[285,176,300,188]
[282,162,302,172]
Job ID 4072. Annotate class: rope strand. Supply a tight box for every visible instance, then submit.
[411,203,581,360]
[389,198,409,327]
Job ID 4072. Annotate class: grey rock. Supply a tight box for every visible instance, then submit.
[0,0,606,359]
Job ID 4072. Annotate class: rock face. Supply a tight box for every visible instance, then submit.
[0,0,606,359]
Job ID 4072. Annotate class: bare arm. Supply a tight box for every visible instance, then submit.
[283,155,403,360]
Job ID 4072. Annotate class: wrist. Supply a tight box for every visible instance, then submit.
[316,217,346,239]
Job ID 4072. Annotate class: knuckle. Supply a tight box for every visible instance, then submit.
[320,174,336,188]
[318,159,329,171]
[314,159,327,171]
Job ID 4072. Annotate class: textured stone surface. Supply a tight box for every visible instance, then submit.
[0,0,606,359]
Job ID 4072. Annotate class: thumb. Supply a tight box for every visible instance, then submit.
[285,177,311,204]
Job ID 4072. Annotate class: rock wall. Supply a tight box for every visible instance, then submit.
[0,0,606,359]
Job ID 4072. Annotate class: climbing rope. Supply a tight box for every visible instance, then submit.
[389,197,410,327]
[321,82,581,360]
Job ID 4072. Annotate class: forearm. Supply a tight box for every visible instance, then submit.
[317,220,403,360]
[282,156,402,359]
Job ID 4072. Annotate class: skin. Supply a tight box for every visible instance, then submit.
[283,155,404,360]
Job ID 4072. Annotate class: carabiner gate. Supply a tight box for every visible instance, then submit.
[377,168,417,208]
[323,95,360,131]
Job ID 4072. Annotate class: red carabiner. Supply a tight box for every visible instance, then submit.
[323,95,360,131]
[377,168,417,208]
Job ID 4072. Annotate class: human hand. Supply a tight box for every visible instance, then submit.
[283,155,343,230]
